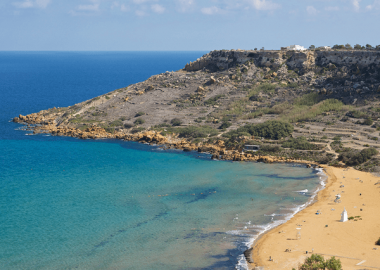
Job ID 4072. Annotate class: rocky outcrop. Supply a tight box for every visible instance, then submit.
[184,49,380,74]
[12,113,318,167]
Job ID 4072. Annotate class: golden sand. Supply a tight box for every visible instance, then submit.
[249,166,380,269]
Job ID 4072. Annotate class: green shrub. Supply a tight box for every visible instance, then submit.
[288,82,299,88]
[120,116,127,121]
[219,121,232,129]
[338,147,378,166]
[135,111,145,117]
[92,111,107,117]
[134,118,145,125]
[281,99,345,123]
[177,125,218,138]
[204,94,225,106]
[249,95,261,102]
[298,254,342,270]
[282,136,322,150]
[104,127,115,134]
[109,120,123,127]
[154,123,171,128]
[131,127,145,134]
[324,256,342,270]
[333,136,341,141]
[224,120,293,140]
[247,83,276,100]
[295,93,321,106]
[171,118,182,126]
[347,110,367,118]
[256,83,276,93]
[259,145,281,153]
[123,123,134,129]
[194,117,206,123]
[362,117,373,126]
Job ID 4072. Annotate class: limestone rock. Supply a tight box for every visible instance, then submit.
[197,86,205,92]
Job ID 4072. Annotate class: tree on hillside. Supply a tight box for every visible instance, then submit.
[366,44,373,49]
[354,44,362,50]
[309,45,316,50]
[295,254,342,270]
[332,44,345,50]
[345,43,353,50]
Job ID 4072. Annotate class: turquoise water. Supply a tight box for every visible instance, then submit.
[0,52,323,269]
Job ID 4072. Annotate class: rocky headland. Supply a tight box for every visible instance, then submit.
[13,49,380,170]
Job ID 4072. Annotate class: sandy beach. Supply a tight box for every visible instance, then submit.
[249,166,380,269]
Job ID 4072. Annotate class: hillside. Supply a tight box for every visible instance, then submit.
[13,49,380,171]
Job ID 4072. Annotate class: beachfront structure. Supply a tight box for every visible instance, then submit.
[243,145,260,152]
[286,45,307,51]
[340,207,348,222]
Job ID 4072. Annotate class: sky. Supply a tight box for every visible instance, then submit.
[0,0,379,51]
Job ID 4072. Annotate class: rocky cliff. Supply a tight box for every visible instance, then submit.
[185,49,380,73]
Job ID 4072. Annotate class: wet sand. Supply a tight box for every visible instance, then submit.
[249,166,380,269]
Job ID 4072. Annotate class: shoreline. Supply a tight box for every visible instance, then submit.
[238,166,327,269]
[12,115,320,166]
[248,166,380,269]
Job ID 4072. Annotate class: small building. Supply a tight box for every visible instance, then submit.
[286,45,306,51]
[340,207,348,222]
[243,145,260,152]
[318,46,332,50]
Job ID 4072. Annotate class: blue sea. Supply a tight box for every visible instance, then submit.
[0,52,325,270]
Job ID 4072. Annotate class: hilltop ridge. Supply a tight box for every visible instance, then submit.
[13,49,380,171]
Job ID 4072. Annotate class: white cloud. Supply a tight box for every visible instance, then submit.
[13,0,33,8]
[201,6,220,15]
[78,3,99,11]
[352,0,361,11]
[111,1,129,12]
[13,0,50,9]
[133,0,151,4]
[247,0,280,11]
[176,0,195,13]
[151,4,165,13]
[70,0,100,15]
[325,6,339,11]
[111,1,119,9]
[306,5,318,15]
[135,10,146,16]
[120,4,129,11]
[366,0,380,10]
[35,0,50,8]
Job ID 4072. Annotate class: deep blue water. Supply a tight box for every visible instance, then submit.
[0,52,323,270]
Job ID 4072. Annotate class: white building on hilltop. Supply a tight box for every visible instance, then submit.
[286,45,307,51]
[319,46,332,50]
